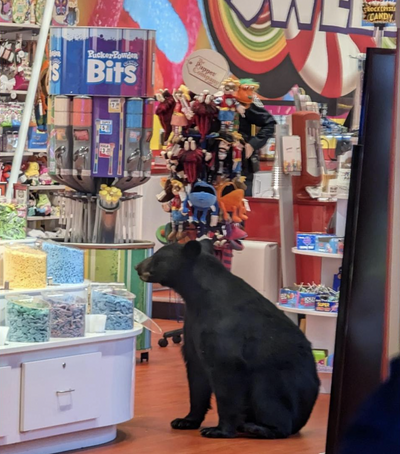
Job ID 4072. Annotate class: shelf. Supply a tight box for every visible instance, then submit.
[292,247,343,259]
[276,303,338,318]
[0,90,28,95]
[0,324,143,356]
[27,148,47,154]
[0,22,40,32]
[27,216,60,221]
[0,152,33,158]
[30,185,65,191]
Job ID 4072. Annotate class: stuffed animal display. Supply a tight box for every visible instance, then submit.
[155,78,259,263]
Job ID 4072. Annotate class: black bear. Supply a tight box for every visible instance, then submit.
[136,240,320,439]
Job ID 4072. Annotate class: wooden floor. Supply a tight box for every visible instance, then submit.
[75,320,330,454]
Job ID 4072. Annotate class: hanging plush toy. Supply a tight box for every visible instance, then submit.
[165,179,188,242]
[155,89,176,144]
[216,181,248,223]
[178,137,204,184]
[215,78,245,132]
[235,78,260,108]
[232,132,245,177]
[191,90,218,139]
[156,178,175,204]
[215,134,233,178]
[171,85,193,137]
[187,181,218,225]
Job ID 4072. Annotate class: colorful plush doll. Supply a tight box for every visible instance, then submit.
[187,181,218,224]
[166,179,188,242]
[65,0,79,26]
[235,78,261,108]
[232,132,245,176]
[155,89,176,144]
[171,85,193,137]
[215,78,245,132]
[216,181,248,223]
[191,90,218,139]
[178,137,204,184]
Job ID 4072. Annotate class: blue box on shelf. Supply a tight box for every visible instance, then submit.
[28,127,48,149]
[297,291,317,309]
[315,300,339,313]
[279,288,297,308]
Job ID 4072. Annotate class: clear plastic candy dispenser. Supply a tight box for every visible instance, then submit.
[6,295,51,343]
[89,282,126,313]
[41,241,84,284]
[42,291,86,338]
[91,287,134,330]
[4,244,47,289]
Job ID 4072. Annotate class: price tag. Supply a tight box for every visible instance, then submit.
[99,143,113,158]
[99,120,113,135]
[108,98,121,113]
[243,199,251,212]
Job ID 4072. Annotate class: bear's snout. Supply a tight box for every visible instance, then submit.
[136,257,153,282]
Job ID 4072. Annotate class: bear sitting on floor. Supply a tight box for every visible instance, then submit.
[136,240,320,439]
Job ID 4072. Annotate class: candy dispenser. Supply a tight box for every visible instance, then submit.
[91,287,134,331]
[4,244,47,289]
[41,240,84,284]
[42,291,86,338]
[47,27,156,243]
[6,295,50,342]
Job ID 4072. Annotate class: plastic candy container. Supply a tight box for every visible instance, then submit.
[6,296,50,343]
[42,241,84,284]
[89,282,126,313]
[42,292,86,338]
[4,245,47,289]
[91,288,135,331]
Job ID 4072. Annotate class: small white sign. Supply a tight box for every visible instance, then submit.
[282,135,302,174]
[182,49,230,95]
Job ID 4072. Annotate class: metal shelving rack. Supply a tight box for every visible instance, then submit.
[3,0,56,202]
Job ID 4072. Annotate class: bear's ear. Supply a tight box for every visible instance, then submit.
[183,241,202,260]
[200,239,214,255]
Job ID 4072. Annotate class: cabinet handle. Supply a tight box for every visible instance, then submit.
[56,389,75,395]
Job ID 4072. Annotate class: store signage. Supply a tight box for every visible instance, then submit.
[362,1,396,24]
[182,49,230,94]
[226,0,397,35]
[49,28,155,97]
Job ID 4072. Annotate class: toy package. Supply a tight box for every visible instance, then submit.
[154,78,265,268]
[297,233,344,254]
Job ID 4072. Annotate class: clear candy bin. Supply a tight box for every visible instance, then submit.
[4,244,47,289]
[6,296,51,343]
[91,288,135,331]
[41,241,84,284]
[42,292,87,338]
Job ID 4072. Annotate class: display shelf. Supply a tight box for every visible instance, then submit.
[29,185,66,191]
[0,324,143,355]
[27,216,60,221]
[292,247,343,259]
[276,303,338,318]
[0,280,89,297]
[0,90,28,96]
[0,152,33,158]
[0,23,40,32]
[27,148,47,154]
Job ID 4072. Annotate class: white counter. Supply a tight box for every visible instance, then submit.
[0,325,143,454]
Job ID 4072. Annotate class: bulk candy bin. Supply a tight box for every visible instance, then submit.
[42,241,84,284]
[42,292,86,338]
[4,245,47,289]
[91,288,134,331]
[6,296,51,343]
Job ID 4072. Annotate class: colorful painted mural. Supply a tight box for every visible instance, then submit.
[56,0,397,103]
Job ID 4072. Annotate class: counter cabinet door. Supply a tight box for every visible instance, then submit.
[20,352,103,432]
